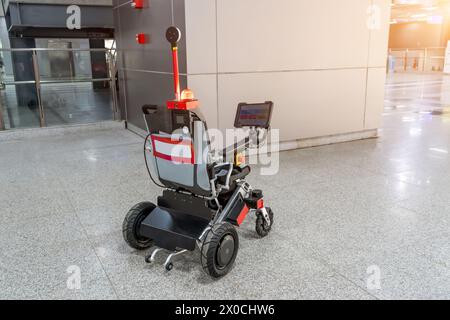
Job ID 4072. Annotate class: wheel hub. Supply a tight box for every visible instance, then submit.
[135,214,149,242]
[217,235,235,267]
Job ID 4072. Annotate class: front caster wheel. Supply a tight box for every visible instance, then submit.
[201,222,239,279]
[256,207,274,238]
[122,202,156,250]
[165,263,174,272]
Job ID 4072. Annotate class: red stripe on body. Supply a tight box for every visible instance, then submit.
[237,205,250,226]
[150,135,195,164]
[257,199,264,209]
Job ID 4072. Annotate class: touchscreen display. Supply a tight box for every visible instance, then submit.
[235,102,273,128]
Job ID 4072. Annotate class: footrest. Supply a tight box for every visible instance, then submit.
[139,207,210,251]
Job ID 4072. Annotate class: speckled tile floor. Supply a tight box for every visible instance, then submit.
[0,73,449,300]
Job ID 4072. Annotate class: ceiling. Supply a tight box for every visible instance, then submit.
[391,0,450,24]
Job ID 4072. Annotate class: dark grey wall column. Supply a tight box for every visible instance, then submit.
[10,37,38,109]
[113,0,187,130]
[89,39,109,90]
[0,17,13,76]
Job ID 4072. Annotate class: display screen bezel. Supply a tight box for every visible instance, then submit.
[234,101,274,129]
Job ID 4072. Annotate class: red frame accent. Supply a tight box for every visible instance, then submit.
[167,99,199,110]
[237,205,250,226]
[150,135,195,165]
[257,199,264,210]
[132,0,144,9]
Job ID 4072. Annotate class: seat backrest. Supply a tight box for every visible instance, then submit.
[146,121,212,196]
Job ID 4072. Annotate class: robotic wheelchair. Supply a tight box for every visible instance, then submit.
[122,27,275,278]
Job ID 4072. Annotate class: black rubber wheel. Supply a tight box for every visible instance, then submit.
[256,207,274,238]
[201,222,239,278]
[165,263,174,272]
[122,202,156,250]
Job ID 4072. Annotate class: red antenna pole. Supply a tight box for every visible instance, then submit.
[166,27,182,101]
[172,46,181,101]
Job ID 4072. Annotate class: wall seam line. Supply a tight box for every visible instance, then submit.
[215,0,220,129]
[119,66,386,76]
[117,5,129,124]
[171,0,175,26]
[363,0,375,130]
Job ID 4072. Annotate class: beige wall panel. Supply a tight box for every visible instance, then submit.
[183,0,391,144]
[216,0,371,73]
[187,74,219,129]
[218,69,367,141]
[185,0,217,74]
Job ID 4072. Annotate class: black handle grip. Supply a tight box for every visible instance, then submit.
[142,105,158,115]
[231,166,251,181]
[217,166,251,185]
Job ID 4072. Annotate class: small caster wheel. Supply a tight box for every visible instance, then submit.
[165,263,174,272]
[145,255,152,264]
[256,207,274,238]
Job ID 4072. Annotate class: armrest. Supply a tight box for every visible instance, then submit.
[217,165,251,187]
[230,166,251,182]
[210,163,233,190]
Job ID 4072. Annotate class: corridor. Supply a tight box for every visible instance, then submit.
[0,73,449,300]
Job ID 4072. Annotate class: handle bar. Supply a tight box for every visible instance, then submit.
[142,105,158,115]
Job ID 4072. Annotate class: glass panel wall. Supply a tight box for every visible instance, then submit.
[40,82,113,127]
[0,50,41,129]
[0,84,42,129]
[0,47,116,130]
